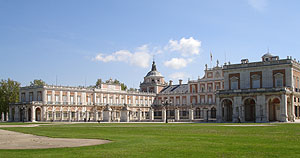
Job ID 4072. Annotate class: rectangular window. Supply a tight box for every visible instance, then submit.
[47,95,52,103]
[29,92,33,102]
[37,91,42,101]
[70,96,74,104]
[55,95,59,104]
[21,93,26,102]
[77,96,81,104]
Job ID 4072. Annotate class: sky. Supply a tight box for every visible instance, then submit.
[1,0,300,88]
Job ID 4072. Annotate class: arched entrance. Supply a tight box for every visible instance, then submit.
[222,99,233,122]
[28,108,32,122]
[244,98,256,122]
[268,98,280,121]
[35,108,41,121]
[211,107,216,119]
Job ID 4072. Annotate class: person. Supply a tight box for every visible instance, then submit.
[238,116,241,123]
[88,118,90,122]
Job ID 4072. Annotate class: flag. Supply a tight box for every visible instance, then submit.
[210,52,213,61]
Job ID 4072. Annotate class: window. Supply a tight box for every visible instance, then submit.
[201,86,205,92]
[251,75,261,88]
[56,112,60,118]
[47,95,52,103]
[192,97,196,104]
[201,97,205,104]
[208,85,212,92]
[37,91,42,101]
[63,95,67,104]
[55,95,60,103]
[29,92,33,102]
[70,96,74,104]
[274,73,283,87]
[77,96,81,104]
[191,85,196,93]
[230,77,239,90]
[21,93,26,102]
[63,112,68,118]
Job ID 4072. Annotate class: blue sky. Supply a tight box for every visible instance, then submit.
[1,0,300,88]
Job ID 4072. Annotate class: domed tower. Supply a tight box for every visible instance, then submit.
[140,61,167,94]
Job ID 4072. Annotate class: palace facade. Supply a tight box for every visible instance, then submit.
[216,53,300,123]
[9,61,223,122]
[9,53,300,123]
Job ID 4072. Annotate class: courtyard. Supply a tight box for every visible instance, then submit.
[0,122,299,157]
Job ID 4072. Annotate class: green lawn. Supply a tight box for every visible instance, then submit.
[0,123,300,158]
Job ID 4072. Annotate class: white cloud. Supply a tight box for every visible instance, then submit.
[164,58,193,69]
[166,37,201,57]
[169,72,189,80]
[94,46,151,68]
[248,0,268,11]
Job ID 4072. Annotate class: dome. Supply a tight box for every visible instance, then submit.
[262,52,274,58]
[146,71,163,77]
[145,61,163,77]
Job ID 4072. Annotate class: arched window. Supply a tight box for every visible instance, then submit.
[230,77,239,90]
[251,74,261,88]
[211,107,216,118]
[274,73,284,87]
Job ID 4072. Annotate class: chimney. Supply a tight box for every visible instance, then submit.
[169,80,173,86]
[179,79,182,85]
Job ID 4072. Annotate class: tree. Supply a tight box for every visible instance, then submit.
[120,83,127,91]
[0,78,20,115]
[105,79,127,90]
[96,78,102,87]
[30,79,46,86]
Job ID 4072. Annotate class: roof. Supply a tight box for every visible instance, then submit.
[262,52,274,58]
[159,84,188,94]
[145,61,163,77]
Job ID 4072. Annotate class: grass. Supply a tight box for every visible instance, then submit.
[0,123,300,158]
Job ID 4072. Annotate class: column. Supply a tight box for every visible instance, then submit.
[189,109,194,121]
[59,91,63,104]
[137,110,142,121]
[86,110,89,120]
[67,91,70,105]
[103,107,112,122]
[175,109,180,121]
[233,96,242,123]
[69,110,72,122]
[6,112,8,121]
[42,90,47,104]
[256,95,266,122]
[216,97,222,122]
[149,109,154,121]
[162,108,166,122]
[125,95,128,104]
[290,95,295,122]
[203,108,208,121]
[180,96,183,105]
[53,110,56,121]
[9,106,12,121]
[100,93,104,104]
[61,108,64,121]
[74,92,78,105]
[32,106,36,122]
[52,90,55,103]
[121,108,129,122]
[280,94,288,122]
[95,110,99,121]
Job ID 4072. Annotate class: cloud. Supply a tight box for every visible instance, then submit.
[169,72,189,80]
[165,37,201,57]
[94,45,151,68]
[164,58,193,69]
[248,0,267,11]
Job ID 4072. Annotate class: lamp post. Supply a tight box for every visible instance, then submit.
[162,99,172,123]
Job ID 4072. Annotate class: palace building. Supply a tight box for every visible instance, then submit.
[9,53,300,123]
[9,61,223,122]
[216,53,300,123]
